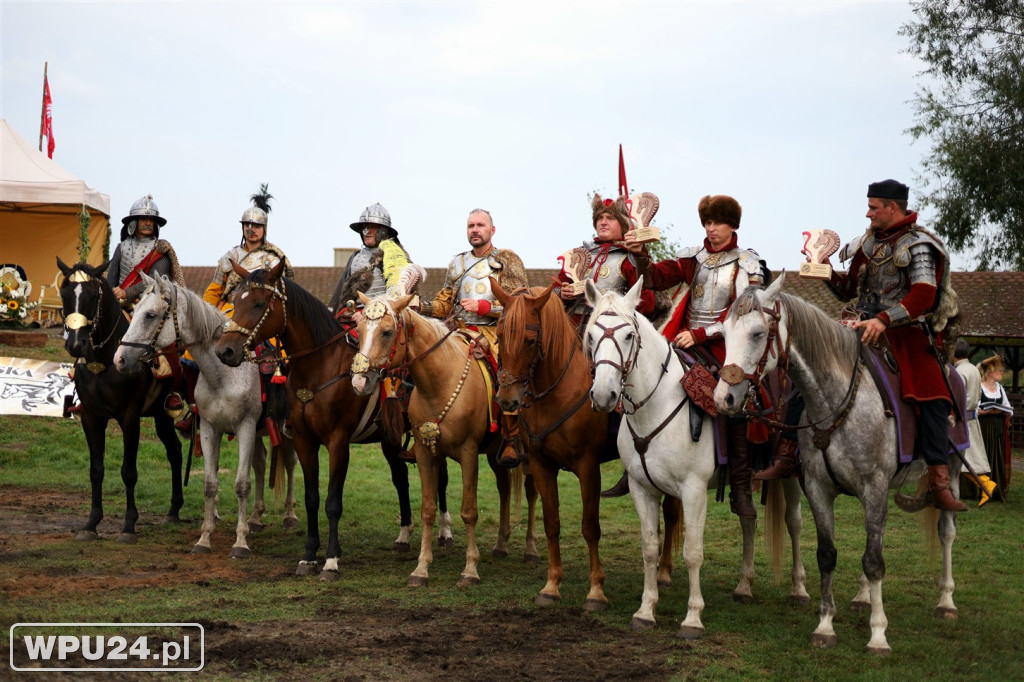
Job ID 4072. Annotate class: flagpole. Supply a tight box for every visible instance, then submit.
[38,62,48,152]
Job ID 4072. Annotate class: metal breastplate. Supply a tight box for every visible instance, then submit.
[450,253,499,326]
[351,248,386,298]
[118,237,156,286]
[566,246,629,317]
[855,236,911,316]
[236,246,283,274]
[687,250,739,329]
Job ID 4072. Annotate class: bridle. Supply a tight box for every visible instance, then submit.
[496,316,578,405]
[63,270,123,357]
[222,278,288,362]
[118,283,188,363]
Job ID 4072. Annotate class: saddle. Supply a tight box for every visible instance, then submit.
[454,328,500,435]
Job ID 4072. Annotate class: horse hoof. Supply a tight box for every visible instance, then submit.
[535,593,560,607]
[76,530,99,542]
[457,574,480,587]
[393,541,410,553]
[851,600,871,612]
[161,515,182,525]
[936,606,958,620]
[228,547,251,559]
[676,625,704,640]
[657,578,672,590]
[523,553,540,567]
[791,594,812,607]
[437,536,454,549]
[295,561,319,576]
[866,645,892,657]
[190,545,212,555]
[732,592,753,605]
[282,517,299,530]
[408,575,429,587]
[319,569,340,582]
[116,533,138,545]
[491,548,508,558]
[247,521,264,532]
[811,633,838,649]
[630,617,656,632]
[583,598,608,612]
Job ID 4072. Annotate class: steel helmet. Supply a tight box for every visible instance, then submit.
[239,206,269,226]
[349,203,396,236]
[122,194,167,227]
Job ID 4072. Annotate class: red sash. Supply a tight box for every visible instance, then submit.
[121,249,165,289]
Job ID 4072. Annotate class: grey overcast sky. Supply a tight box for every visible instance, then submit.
[2,0,967,271]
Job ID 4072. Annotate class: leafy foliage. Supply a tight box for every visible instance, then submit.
[76,205,91,263]
[901,1,1024,269]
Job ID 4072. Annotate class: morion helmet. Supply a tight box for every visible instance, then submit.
[122,194,167,227]
[349,202,397,238]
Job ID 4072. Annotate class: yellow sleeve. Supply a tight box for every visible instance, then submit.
[203,281,224,307]
[380,239,410,290]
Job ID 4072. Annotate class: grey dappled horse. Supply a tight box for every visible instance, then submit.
[114,272,298,557]
[713,272,959,654]
[583,279,807,638]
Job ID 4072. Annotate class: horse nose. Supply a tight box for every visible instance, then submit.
[217,345,237,367]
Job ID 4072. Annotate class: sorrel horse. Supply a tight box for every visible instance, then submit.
[214,260,449,579]
[582,279,807,636]
[492,280,681,611]
[714,273,961,654]
[56,257,184,542]
[350,291,538,587]
[113,272,298,557]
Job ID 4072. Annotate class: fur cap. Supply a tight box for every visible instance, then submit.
[591,194,631,235]
[697,195,742,229]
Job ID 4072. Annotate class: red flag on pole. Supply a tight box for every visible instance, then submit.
[618,144,628,198]
[42,76,55,158]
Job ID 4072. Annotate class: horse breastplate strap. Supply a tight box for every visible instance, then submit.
[351,248,386,297]
[449,253,500,326]
[687,252,738,328]
[566,249,629,317]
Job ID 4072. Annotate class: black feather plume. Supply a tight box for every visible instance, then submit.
[250,183,274,214]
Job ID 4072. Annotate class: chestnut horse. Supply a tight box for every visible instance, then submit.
[215,261,449,579]
[492,281,682,611]
[350,291,538,587]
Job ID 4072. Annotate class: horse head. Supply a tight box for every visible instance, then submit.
[57,256,113,359]
[215,259,287,367]
[114,272,177,375]
[350,291,415,396]
[714,272,787,416]
[583,277,644,413]
[492,278,555,412]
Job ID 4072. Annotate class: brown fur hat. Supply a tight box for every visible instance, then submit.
[591,194,631,235]
[697,195,742,229]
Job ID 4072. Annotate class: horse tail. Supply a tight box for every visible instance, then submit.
[509,464,525,511]
[270,443,287,505]
[763,479,786,582]
[664,495,684,557]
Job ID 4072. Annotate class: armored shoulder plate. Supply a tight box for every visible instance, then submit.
[736,249,763,276]
[675,245,702,259]
[892,227,947,268]
[838,230,871,263]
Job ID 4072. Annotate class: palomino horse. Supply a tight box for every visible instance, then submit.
[583,279,807,636]
[56,258,184,542]
[113,272,298,557]
[714,272,960,654]
[215,260,452,579]
[492,281,682,611]
[350,291,538,587]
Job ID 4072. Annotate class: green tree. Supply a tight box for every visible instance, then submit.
[901,1,1024,270]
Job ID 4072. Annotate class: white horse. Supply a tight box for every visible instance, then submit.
[114,272,298,557]
[583,279,808,637]
[713,272,960,654]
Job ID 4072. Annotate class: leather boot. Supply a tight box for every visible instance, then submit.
[754,438,800,480]
[601,471,630,498]
[927,465,967,512]
[977,474,997,508]
[728,421,757,519]
[498,412,525,469]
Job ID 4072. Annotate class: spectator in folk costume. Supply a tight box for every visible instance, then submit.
[953,340,998,507]
[977,354,1014,501]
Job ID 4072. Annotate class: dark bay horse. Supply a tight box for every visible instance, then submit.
[214,260,443,579]
[492,281,682,611]
[56,258,184,542]
[714,272,960,654]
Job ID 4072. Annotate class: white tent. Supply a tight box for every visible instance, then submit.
[0,118,110,294]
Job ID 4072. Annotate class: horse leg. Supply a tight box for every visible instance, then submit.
[488,453,512,557]
[860,490,891,655]
[936,508,958,619]
[578,456,608,611]
[783,478,810,605]
[294,433,322,576]
[228,428,258,559]
[409,449,438,586]
[628,483,663,631]
[852,574,871,610]
[115,415,142,544]
[657,495,682,588]
[523,467,540,565]
[247,437,267,532]
[319,441,352,581]
[281,440,299,529]
[677,478,710,639]
[532,459,563,605]
[456,447,482,587]
[437,458,454,549]
[732,514,757,603]
[805,485,839,649]
[191,429,223,555]
[153,411,184,523]
[77,412,107,541]
[382,441,414,551]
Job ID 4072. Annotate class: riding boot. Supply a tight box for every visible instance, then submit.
[728,420,757,519]
[601,471,630,498]
[926,465,967,512]
[498,412,525,469]
[754,438,800,480]
[977,474,997,508]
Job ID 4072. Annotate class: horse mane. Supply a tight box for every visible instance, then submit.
[731,286,859,376]
[502,286,578,366]
[249,270,341,348]
[169,280,227,341]
[405,308,460,362]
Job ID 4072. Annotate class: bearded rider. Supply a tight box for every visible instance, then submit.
[107,194,184,305]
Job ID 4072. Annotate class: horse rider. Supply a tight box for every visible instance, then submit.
[203,183,294,313]
[619,194,765,519]
[420,208,528,467]
[327,203,416,316]
[760,179,966,511]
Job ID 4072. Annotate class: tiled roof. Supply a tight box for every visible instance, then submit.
[180,267,1024,340]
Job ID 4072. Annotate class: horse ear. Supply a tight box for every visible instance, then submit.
[96,260,111,277]
[624,276,643,310]
[56,257,72,278]
[491,276,509,305]
[761,270,786,306]
[230,259,251,279]
[358,291,371,306]
[532,282,556,308]
[267,259,285,282]
[391,293,414,313]
[583,279,601,309]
